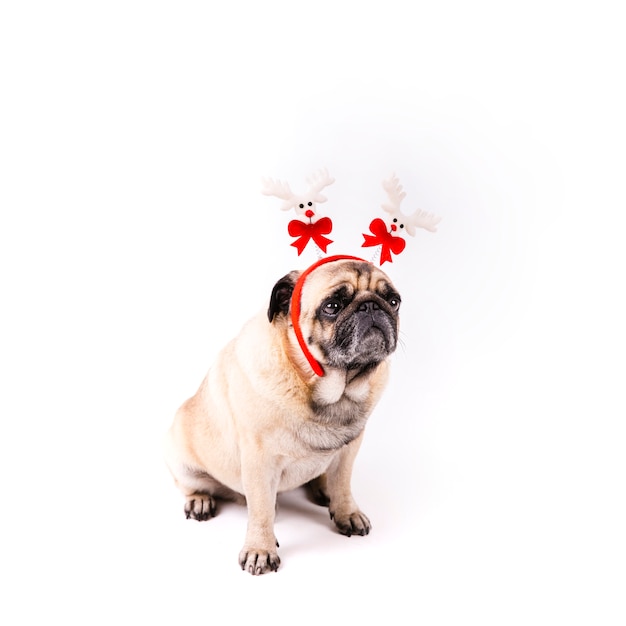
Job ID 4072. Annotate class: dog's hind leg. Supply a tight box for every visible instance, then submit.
[305,474,331,507]
[163,430,243,521]
[169,463,244,521]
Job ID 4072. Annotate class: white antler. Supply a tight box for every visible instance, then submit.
[261,177,297,211]
[262,169,335,216]
[381,174,407,216]
[404,208,441,235]
[381,174,441,235]
[305,168,335,203]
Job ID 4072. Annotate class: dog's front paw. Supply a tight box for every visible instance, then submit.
[184,494,216,521]
[238,546,281,575]
[330,508,371,537]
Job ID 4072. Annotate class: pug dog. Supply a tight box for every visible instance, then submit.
[164,256,401,575]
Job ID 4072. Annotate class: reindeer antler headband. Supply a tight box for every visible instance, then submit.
[263,169,441,375]
[262,169,336,256]
[263,169,441,264]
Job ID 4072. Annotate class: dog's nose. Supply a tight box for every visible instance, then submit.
[358,301,380,313]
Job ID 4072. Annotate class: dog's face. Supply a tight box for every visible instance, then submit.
[269,259,401,372]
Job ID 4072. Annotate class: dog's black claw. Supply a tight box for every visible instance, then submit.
[331,510,371,537]
[184,495,217,521]
[239,549,281,575]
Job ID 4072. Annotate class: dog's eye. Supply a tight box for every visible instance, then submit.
[322,300,342,316]
[388,297,401,311]
[299,203,304,209]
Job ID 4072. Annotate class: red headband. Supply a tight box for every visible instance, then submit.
[290,254,368,377]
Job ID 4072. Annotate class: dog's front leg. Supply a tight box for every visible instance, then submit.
[325,431,372,537]
[238,453,281,575]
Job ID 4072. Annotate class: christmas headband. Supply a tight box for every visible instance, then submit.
[261,168,441,265]
[262,169,441,376]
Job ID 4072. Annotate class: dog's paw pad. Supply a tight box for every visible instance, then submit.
[184,494,216,521]
[330,509,371,537]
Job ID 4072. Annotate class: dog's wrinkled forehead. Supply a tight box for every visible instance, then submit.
[300,260,395,309]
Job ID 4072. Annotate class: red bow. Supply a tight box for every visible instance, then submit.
[362,218,406,264]
[288,217,334,255]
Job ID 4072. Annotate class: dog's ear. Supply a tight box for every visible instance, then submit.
[268,271,300,322]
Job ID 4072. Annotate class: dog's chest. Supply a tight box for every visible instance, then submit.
[277,454,334,492]
[292,373,372,453]
[313,368,371,406]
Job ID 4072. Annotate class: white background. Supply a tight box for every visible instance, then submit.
[1,1,625,624]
